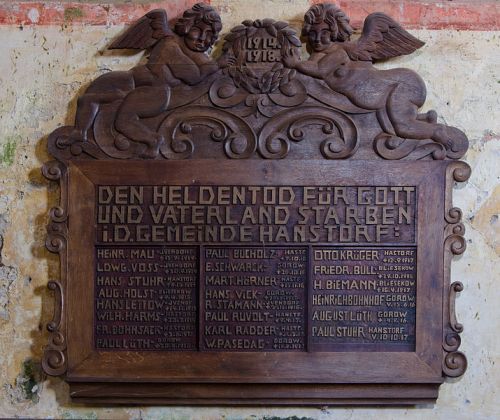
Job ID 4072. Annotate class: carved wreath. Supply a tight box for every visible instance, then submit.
[221,19,301,94]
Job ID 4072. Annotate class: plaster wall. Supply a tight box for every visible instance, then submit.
[0,1,498,418]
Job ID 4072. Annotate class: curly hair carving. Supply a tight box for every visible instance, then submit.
[302,3,353,42]
[174,2,222,41]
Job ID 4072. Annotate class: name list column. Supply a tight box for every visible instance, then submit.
[310,246,417,351]
[201,247,307,351]
[94,246,198,351]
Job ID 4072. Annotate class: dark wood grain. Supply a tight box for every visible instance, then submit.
[42,2,470,405]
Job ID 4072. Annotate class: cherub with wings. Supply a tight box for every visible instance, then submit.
[66,3,221,157]
[284,3,467,154]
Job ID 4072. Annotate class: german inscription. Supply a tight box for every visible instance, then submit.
[96,185,416,244]
[94,184,417,351]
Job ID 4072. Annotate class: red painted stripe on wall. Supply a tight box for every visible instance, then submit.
[0,1,203,26]
[0,1,498,30]
[310,0,500,30]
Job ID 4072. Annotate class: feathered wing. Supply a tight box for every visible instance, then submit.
[109,9,171,50]
[348,12,424,61]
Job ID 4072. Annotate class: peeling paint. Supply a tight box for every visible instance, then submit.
[471,184,500,254]
[4,359,42,404]
[0,138,16,166]
[61,411,98,420]
[0,264,17,321]
[63,7,84,22]
[20,359,41,403]
[263,417,314,420]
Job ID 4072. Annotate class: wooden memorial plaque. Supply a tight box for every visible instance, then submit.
[43,3,470,405]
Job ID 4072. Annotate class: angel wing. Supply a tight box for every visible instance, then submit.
[347,13,424,61]
[109,9,171,50]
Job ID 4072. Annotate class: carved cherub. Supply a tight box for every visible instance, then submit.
[65,3,221,157]
[284,3,467,154]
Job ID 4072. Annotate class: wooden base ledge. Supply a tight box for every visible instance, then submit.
[69,383,440,406]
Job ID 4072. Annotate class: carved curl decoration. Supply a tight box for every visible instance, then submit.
[444,223,467,256]
[443,332,461,352]
[48,126,108,162]
[445,161,472,223]
[442,282,466,377]
[442,330,467,377]
[374,134,448,161]
[42,279,67,377]
[42,332,67,377]
[258,106,358,159]
[42,160,64,181]
[46,202,68,255]
[42,163,68,377]
[373,111,469,160]
[43,161,68,254]
[443,350,468,378]
[43,280,67,376]
[158,106,257,159]
[441,163,469,378]
[209,76,307,118]
[442,258,467,377]
[442,224,467,378]
[373,105,469,160]
[46,280,64,333]
[449,282,464,333]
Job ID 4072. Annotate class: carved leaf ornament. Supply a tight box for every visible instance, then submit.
[221,19,301,94]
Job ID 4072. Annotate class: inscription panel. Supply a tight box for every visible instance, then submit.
[95,185,416,245]
[93,183,418,352]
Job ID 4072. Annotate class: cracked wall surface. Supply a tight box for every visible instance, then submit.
[0,1,498,419]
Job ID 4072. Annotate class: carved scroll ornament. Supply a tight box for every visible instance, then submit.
[441,161,471,378]
[42,161,68,376]
[257,106,358,159]
[47,2,468,163]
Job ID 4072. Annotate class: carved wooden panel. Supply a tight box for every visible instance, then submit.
[43,2,469,405]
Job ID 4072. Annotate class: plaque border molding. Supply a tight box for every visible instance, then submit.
[41,159,470,404]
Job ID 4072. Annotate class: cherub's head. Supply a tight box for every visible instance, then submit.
[302,4,353,51]
[175,3,222,52]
